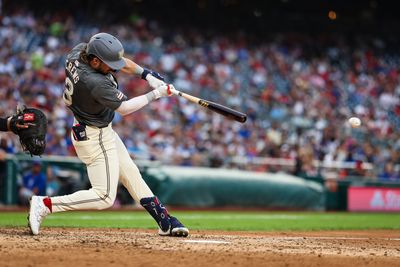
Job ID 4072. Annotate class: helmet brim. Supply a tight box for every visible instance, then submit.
[103,58,126,71]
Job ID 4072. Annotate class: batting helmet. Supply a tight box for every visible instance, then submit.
[86,32,126,70]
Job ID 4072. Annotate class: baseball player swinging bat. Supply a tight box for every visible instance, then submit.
[170,87,247,123]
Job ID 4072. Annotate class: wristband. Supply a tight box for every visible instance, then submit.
[141,68,150,80]
[145,90,160,102]
[141,68,165,81]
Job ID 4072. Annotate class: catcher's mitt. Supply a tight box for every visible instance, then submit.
[9,107,47,156]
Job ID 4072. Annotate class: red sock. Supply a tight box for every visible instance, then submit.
[43,197,52,213]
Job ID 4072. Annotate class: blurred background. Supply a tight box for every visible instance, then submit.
[0,0,399,211]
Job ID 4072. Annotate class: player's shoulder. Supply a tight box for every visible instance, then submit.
[73,43,86,52]
[67,43,86,61]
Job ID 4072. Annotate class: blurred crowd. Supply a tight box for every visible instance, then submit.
[0,10,399,181]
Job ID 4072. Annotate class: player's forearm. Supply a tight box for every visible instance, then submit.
[120,58,165,90]
[116,93,155,116]
[116,88,166,116]
[120,57,144,76]
[0,117,10,132]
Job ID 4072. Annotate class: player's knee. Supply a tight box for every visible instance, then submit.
[96,195,115,210]
[92,187,117,209]
[93,191,116,210]
[103,197,115,209]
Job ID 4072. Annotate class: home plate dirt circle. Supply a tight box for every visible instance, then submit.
[1,228,399,267]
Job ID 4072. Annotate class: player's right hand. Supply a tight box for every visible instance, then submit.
[152,84,174,99]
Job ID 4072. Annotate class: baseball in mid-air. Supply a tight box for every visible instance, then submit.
[348,117,361,128]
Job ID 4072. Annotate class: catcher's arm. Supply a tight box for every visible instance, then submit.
[0,117,8,132]
[0,117,29,132]
[7,116,31,133]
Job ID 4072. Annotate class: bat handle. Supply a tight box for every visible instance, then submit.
[169,86,182,96]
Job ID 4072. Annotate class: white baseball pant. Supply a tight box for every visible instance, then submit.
[50,122,154,212]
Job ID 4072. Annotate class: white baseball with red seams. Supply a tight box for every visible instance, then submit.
[348,117,361,128]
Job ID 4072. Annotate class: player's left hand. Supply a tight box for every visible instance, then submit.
[147,75,166,89]
[142,68,166,89]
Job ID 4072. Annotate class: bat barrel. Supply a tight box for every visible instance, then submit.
[201,100,247,123]
[176,90,247,123]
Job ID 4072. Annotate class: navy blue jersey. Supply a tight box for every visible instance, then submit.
[63,43,127,127]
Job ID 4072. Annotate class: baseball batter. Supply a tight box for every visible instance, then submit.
[28,32,189,237]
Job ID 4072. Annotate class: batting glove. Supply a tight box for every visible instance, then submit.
[142,68,166,89]
[148,84,174,101]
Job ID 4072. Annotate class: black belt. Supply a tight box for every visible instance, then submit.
[76,121,108,129]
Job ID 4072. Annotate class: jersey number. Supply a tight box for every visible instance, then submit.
[63,77,74,106]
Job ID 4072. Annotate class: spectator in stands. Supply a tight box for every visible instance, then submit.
[378,162,400,182]
[45,167,60,197]
[18,161,47,205]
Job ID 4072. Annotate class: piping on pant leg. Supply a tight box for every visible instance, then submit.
[52,128,119,212]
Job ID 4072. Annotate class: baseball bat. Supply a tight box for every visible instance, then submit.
[171,89,247,123]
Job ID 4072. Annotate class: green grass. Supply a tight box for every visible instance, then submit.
[1,211,399,231]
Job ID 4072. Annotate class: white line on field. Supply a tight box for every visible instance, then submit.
[183,240,231,244]
[310,237,400,241]
[257,237,352,241]
[309,237,369,240]
[265,236,400,241]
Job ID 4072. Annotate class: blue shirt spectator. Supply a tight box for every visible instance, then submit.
[19,161,47,205]
[378,162,400,182]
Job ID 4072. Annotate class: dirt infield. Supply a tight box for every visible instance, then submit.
[0,228,399,267]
